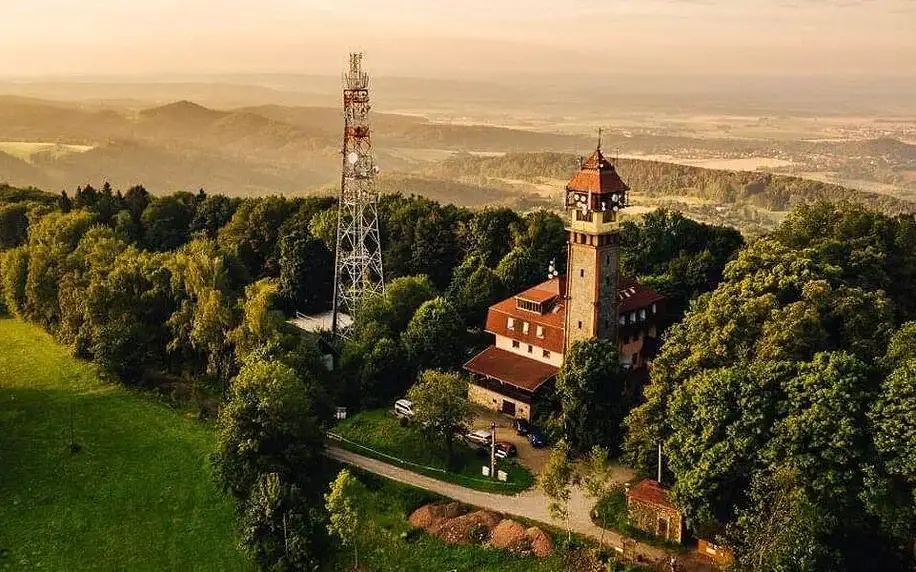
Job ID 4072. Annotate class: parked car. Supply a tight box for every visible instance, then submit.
[466,429,493,447]
[513,418,530,435]
[528,430,546,448]
[394,399,414,419]
[494,441,517,459]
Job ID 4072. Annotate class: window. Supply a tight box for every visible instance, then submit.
[619,315,626,325]
[542,349,551,359]
[640,308,646,321]
[507,317,515,329]
[512,340,520,349]
[580,269,585,278]
[527,345,533,353]
[522,322,529,334]
[630,311,637,323]
[651,303,657,314]
[578,321,583,329]
[536,325,544,338]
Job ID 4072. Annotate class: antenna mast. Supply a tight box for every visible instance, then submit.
[331,52,385,337]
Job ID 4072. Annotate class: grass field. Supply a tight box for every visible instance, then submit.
[0,319,251,571]
[332,410,535,494]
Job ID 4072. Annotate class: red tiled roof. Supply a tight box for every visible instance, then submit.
[486,277,663,353]
[517,288,558,305]
[488,279,567,353]
[627,479,677,510]
[464,346,559,392]
[618,278,665,314]
[566,149,629,196]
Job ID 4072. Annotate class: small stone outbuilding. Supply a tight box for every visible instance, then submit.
[626,479,683,543]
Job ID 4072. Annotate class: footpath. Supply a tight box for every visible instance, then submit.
[326,445,689,568]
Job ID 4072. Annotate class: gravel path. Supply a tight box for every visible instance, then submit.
[326,445,672,565]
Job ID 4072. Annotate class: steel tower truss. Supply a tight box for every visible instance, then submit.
[332,53,384,336]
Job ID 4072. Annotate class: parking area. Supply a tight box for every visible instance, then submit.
[469,408,638,484]
[469,408,551,473]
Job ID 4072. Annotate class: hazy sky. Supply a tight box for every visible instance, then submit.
[2,0,915,78]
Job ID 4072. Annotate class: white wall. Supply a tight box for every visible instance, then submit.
[494,334,564,367]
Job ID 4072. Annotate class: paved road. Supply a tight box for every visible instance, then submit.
[326,445,670,565]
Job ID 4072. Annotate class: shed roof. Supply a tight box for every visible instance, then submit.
[464,346,559,392]
[627,479,677,511]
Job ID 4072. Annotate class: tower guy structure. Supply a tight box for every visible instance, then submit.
[331,53,384,336]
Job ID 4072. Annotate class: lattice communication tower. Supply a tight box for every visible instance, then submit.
[331,53,384,336]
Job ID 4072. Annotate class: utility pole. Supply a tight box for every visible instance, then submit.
[490,422,497,479]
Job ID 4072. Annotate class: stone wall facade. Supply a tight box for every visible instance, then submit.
[565,230,620,351]
[626,498,683,543]
[468,382,531,420]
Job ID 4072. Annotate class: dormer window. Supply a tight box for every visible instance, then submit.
[536,325,544,338]
[507,317,515,329]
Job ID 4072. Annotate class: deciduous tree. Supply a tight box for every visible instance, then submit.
[557,339,628,455]
[406,370,472,469]
[401,296,465,373]
[325,469,368,570]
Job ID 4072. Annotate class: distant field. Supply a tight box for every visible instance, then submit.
[0,141,93,163]
[617,153,796,171]
[0,319,250,571]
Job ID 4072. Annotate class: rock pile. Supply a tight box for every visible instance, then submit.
[407,503,555,558]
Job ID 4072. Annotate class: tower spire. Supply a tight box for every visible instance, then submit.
[597,127,603,151]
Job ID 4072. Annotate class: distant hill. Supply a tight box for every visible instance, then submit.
[0,151,51,189]
[0,97,593,196]
[427,152,916,215]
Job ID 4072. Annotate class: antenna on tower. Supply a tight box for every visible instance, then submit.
[547,259,559,281]
[597,127,603,151]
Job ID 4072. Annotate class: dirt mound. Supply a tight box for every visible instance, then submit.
[408,502,468,532]
[409,505,551,557]
[434,510,502,544]
[525,526,554,558]
[489,519,528,549]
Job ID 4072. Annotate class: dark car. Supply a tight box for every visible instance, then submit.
[528,430,546,448]
[494,441,517,459]
[513,418,530,435]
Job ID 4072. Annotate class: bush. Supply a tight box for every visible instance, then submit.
[469,523,490,544]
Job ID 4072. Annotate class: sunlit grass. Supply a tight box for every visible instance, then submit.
[0,319,250,571]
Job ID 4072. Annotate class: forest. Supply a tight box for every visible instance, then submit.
[1,179,914,570]
[429,152,916,214]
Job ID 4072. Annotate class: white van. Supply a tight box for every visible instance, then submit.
[466,429,493,447]
[394,399,415,419]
